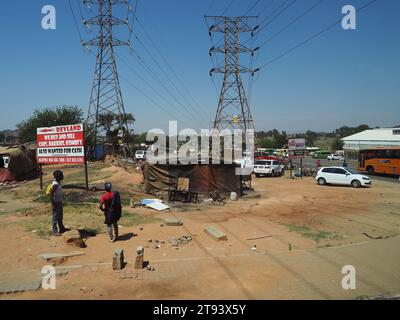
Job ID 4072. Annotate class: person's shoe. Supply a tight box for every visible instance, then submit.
[53,232,61,237]
[109,238,116,243]
[59,227,69,234]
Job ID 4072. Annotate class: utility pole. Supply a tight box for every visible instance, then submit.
[82,0,133,158]
[206,16,259,132]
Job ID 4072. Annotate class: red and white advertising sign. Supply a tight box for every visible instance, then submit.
[37,124,85,164]
[288,138,305,160]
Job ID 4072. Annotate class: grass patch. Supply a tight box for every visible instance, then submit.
[20,216,53,239]
[15,204,159,239]
[283,223,340,243]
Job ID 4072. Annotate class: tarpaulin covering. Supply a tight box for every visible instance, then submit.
[143,162,241,195]
[0,168,16,183]
[1,146,37,180]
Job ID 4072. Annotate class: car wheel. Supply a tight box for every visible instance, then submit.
[351,180,361,188]
[271,170,275,177]
[367,166,374,174]
[317,178,326,186]
[255,173,260,178]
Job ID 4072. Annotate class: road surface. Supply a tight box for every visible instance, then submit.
[292,157,399,184]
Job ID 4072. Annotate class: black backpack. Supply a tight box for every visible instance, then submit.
[105,191,122,224]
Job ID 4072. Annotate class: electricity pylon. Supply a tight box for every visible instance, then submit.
[206,16,259,132]
[82,0,133,157]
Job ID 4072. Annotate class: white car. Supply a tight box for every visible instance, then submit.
[316,167,371,188]
[134,150,146,160]
[327,154,344,161]
[254,160,283,177]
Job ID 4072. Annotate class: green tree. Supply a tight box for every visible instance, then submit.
[272,131,287,148]
[259,138,274,149]
[17,106,83,143]
[97,112,135,144]
[132,132,147,145]
[331,138,344,151]
[305,130,318,146]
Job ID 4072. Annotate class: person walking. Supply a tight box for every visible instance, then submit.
[342,159,348,168]
[49,170,66,236]
[99,182,122,243]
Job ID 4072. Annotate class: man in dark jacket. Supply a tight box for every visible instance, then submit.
[99,182,121,242]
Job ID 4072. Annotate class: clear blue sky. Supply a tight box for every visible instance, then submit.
[0,0,399,133]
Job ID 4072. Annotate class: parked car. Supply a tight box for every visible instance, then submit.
[254,160,283,177]
[316,167,371,188]
[134,150,146,160]
[327,154,344,161]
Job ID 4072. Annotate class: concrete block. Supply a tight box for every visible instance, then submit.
[163,217,183,226]
[204,226,227,241]
[134,246,144,269]
[112,249,124,270]
[38,251,85,261]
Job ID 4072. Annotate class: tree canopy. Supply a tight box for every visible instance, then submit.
[17,106,83,143]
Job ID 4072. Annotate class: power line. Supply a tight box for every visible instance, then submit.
[119,73,183,122]
[134,17,210,125]
[221,0,236,16]
[117,52,196,124]
[258,0,379,70]
[132,35,208,126]
[256,0,281,20]
[244,0,262,16]
[242,0,297,47]
[76,0,84,20]
[259,0,325,47]
[258,0,298,32]
[67,0,83,42]
[138,6,209,116]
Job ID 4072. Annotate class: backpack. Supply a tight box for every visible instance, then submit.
[105,191,122,223]
[45,183,54,196]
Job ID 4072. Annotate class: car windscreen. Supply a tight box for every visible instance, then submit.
[255,161,270,165]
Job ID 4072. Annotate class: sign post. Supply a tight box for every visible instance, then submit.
[39,164,43,190]
[36,124,87,189]
[84,158,89,191]
[288,138,306,178]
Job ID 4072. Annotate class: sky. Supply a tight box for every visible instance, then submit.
[0,0,399,134]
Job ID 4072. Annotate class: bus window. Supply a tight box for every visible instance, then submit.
[365,150,377,160]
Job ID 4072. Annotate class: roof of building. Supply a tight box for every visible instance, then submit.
[341,128,400,142]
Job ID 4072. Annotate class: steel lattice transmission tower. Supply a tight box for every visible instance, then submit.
[82,0,133,156]
[206,16,259,132]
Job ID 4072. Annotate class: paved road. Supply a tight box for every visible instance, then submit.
[293,157,399,184]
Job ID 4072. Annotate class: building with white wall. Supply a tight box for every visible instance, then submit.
[341,128,400,158]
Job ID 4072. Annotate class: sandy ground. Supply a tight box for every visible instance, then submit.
[0,163,400,299]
